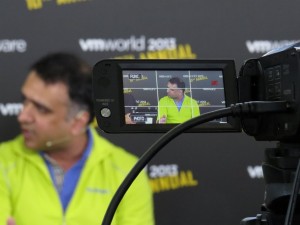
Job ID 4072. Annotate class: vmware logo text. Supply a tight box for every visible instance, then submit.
[0,39,27,53]
[79,36,146,52]
[247,165,263,179]
[246,40,300,54]
[0,103,23,116]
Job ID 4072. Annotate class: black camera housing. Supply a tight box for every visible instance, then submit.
[239,43,300,142]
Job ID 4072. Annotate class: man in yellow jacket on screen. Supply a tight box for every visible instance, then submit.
[0,53,154,225]
[157,77,200,124]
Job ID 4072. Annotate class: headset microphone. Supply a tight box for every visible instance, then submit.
[45,136,70,148]
[45,111,88,148]
[45,126,88,148]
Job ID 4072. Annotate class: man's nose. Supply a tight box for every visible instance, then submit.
[18,104,34,123]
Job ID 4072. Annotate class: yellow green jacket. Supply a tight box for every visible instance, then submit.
[0,128,154,225]
[157,95,200,123]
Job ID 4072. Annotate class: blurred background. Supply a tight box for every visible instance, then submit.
[1,1,299,224]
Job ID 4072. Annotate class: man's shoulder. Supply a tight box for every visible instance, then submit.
[0,135,26,164]
[90,128,138,166]
[0,136,24,154]
[159,96,172,103]
[185,95,198,103]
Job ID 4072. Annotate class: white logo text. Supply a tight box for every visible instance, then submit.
[0,103,23,116]
[246,40,300,54]
[0,40,27,53]
[247,165,263,179]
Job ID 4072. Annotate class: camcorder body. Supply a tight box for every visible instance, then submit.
[239,43,300,142]
[239,43,300,225]
[93,42,300,225]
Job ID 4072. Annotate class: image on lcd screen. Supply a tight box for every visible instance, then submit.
[123,70,226,125]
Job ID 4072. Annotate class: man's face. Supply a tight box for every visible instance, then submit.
[18,71,73,150]
[167,82,183,100]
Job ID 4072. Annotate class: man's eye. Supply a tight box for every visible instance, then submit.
[38,107,47,113]
[36,104,50,114]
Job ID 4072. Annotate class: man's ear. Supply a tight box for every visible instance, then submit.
[71,111,89,135]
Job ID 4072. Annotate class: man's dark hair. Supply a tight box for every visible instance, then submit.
[30,52,94,124]
[169,77,185,93]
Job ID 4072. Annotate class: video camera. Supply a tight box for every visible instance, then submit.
[93,42,300,225]
[239,43,300,142]
[239,43,300,225]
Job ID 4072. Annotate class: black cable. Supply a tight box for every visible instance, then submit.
[101,101,291,225]
[284,158,300,225]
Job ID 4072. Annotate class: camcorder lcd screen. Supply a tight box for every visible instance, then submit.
[123,69,226,125]
[93,59,240,133]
